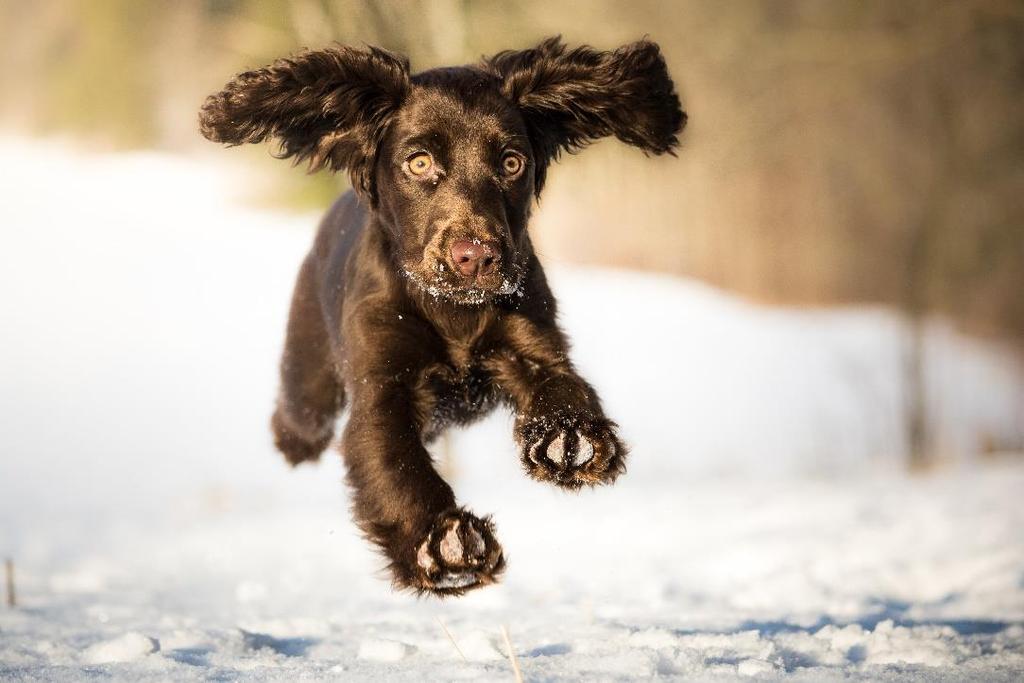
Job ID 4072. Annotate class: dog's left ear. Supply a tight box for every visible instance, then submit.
[484,37,686,193]
[199,45,410,199]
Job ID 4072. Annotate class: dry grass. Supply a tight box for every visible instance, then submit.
[501,625,524,683]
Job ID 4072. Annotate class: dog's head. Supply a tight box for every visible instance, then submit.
[199,38,685,304]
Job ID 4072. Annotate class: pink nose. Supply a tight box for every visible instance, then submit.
[450,240,498,277]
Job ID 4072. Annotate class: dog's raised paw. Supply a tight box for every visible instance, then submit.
[518,416,626,489]
[413,509,504,596]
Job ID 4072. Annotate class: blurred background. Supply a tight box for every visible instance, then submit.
[2,2,1024,678]
[4,0,1023,334]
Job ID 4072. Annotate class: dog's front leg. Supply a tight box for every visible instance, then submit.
[490,319,627,489]
[340,367,504,595]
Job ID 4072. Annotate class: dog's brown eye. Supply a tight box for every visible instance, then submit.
[501,152,524,177]
[407,153,433,176]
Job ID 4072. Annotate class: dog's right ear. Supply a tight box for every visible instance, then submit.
[199,46,410,199]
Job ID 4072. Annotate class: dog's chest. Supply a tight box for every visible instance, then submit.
[417,313,503,437]
[420,356,499,440]
[436,363,494,412]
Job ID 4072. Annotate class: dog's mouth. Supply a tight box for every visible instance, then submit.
[403,261,525,305]
[400,225,525,304]
[402,254,525,305]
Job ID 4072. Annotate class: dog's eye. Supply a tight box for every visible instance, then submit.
[407,153,433,176]
[500,152,524,177]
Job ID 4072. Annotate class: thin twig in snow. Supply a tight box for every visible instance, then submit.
[436,617,467,663]
[501,625,523,683]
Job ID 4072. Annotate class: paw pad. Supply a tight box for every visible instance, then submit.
[413,509,504,595]
[519,417,625,489]
[540,430,598,466]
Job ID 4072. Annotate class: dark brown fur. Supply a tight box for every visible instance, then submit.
[199,37,685,595]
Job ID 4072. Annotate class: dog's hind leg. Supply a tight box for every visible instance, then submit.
[271,256,345,465]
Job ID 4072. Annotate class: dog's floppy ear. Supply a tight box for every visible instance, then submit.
[199,45,410,199]
[484,37,686,193]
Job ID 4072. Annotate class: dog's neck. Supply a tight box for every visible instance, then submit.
[409,285,501,348]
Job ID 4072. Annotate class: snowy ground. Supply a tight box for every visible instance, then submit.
[2,138,1024,680]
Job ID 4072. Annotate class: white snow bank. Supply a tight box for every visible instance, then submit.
[549,268,1024,474]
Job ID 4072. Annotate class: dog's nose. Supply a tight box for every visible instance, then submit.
[450,240,498,277]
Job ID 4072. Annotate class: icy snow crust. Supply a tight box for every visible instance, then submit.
[2,139,1023,680]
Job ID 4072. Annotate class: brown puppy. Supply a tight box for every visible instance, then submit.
[199,37,685,595]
